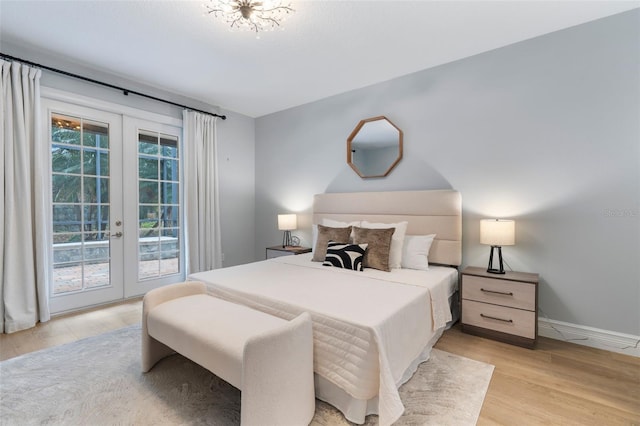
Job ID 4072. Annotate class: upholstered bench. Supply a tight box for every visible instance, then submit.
[142,281,315,426]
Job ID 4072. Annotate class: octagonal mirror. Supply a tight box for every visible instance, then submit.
[347,116,403,178]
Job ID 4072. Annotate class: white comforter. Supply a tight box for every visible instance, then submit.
[189,254,457,426]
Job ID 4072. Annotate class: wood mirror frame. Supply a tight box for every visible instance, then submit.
[347,116,403,178]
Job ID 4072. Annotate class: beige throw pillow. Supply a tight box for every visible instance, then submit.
[312,225,352,262]
[353,226,395,272]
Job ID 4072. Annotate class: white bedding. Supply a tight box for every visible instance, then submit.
[189,253,458,426]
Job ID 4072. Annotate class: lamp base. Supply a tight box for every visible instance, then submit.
[487,246,506,274]
[282,230,292,248]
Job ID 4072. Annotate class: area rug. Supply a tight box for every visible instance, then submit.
[0,325,493,425]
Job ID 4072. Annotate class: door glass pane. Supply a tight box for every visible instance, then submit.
[139,156,158,179]
[160,136,178,157]
[51,114,111,295]
[137,131,181,280]
[51,144,81,173]
[139,181,158,204]
[82,119,109,148]
[51,114,81,145]
[138,131,159,155]
[83,177,109,204]
[52,175,80,203]
[83,149,109,176]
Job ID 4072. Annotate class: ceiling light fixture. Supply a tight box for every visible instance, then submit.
[204,0,294,34]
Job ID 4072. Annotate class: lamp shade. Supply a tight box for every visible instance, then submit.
[278,214,297,231]
[480,219,515,246]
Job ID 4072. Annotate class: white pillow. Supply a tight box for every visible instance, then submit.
[401,234,435,270]
[323,218,361,229]
[312,219,361,254]
[361,220,408,269]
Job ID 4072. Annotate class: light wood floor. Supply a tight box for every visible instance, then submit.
[1,300,638,425]
[436,326,640,425]
[0,299,142,361]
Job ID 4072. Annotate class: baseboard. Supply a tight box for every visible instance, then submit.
[538,318,640,357]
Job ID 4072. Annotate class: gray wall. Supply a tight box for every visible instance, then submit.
[216,110,256,267]
[1,41,256,268]
[255,10,640,335]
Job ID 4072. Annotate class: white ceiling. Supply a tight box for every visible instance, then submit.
[1,1,638,118]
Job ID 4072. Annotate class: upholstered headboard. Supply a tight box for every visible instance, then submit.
[313,190,462,266]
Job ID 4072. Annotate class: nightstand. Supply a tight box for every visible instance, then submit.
[461,266,539,348]
[265,246,311,259]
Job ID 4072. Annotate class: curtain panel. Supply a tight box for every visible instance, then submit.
[1,60,50,333]
[183,110,222,274]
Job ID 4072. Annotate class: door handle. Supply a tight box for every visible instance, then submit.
[111,231,123,238]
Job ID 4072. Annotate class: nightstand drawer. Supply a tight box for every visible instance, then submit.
[462,300,536,339]
[463,275,535,311]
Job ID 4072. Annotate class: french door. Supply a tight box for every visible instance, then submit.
[44,99,185,313]
[122,117,184,297]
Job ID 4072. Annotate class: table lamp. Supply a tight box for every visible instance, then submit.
[278,214,297,248]
[480,219,515,274]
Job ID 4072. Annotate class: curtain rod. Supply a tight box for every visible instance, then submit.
[0,52,226,120]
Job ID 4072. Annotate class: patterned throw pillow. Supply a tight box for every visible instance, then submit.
[322,241,368,271]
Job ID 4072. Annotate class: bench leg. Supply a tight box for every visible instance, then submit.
[142,335,175,373]
[241,312,315,426]
[141,281,207,372]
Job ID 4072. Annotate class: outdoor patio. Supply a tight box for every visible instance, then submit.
[53,258,179,294]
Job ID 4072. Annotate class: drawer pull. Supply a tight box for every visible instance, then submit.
[480,288,513,296]
[480,313,513,323]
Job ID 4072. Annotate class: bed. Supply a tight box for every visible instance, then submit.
[189,190,462,425]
